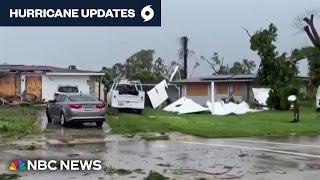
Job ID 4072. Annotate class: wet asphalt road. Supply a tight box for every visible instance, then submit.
[0,111,320,179]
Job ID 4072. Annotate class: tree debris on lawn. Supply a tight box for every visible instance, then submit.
[141,133,169,141]
[0,173,21,180]
[103,166,132,176]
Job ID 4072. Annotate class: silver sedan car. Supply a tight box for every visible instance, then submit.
[46,94,106,127]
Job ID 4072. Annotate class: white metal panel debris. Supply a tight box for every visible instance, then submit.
[252,88,271,106]
[147,80,169,108]
[164,97,209,114]
[207,101,260,115]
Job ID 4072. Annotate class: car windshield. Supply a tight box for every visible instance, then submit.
[69,95,97,102]
[58,86,79,93]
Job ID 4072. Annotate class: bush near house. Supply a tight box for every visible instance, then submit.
[107,101,320,138]
[0,106,41,139]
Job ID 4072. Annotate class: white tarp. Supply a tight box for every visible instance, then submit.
[207,101,260,115]
[147,80,168,108]
[252,88,271,106]
[164,97,209,115]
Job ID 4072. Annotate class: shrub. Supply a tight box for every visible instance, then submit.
[267,87,299,110]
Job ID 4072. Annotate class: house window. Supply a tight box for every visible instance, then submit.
[215,82,228,94]
[186,83,208,96]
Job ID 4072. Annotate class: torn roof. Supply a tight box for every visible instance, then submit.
[174,72,309,84]
[173,74,256,84]
[0,64,102,74]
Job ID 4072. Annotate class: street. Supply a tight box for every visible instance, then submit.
[0,112,320,180]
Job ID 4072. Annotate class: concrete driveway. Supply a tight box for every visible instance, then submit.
[0,112,319,180]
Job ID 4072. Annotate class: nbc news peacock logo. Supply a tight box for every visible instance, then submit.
[9,160,27,171]
[9,159,102,171]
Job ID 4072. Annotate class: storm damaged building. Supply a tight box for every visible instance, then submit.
[0,64,105,102]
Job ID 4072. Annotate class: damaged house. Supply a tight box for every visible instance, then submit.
[0,64,105,102]
[174,74,311,106]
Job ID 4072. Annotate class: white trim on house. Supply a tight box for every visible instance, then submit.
[46,72,105,76]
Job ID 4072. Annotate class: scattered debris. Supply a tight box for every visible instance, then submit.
[144,171,169,180]
[207,101,260,115]
[249,170,269,175]
[153,157,164,160]
[147,80,169,108]
[82,172,90,176]
[66,153,81,157]
[179,168,232,176]
[133,168,146,175]
[90,148,104,154]
[115,169,132,176]
[156,163,172,167]
[274,170,287,174]
[216,173,244,179]
[223,166,234,169]
[103,166,132,176]
[141,133,169,141]
[18,145,37,150]
[125,134,135,138]
[104,165,116,175]
[238,153,248,157]
[252,88,270,106]
[164,97,209,114]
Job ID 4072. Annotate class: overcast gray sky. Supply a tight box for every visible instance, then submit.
[0,0,319,76]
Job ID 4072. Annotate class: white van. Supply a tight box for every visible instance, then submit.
[107,80,145,113]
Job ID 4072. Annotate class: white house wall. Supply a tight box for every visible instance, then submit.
[42,75,90,101]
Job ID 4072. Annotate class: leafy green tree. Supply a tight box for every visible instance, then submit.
[201,53,256,75]
[201,52,229,75]
[250,23,299,110]
[229,59,256,74]
[125,49,155,81]
[292,46,320,88]
[153,57,169,79]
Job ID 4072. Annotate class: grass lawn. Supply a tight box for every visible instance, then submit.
[0,106,41,139]
[107,102,320,138]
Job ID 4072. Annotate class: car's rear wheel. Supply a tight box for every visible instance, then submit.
[96,121,103,128]
[60,113,67,127]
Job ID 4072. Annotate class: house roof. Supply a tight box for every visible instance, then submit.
[174,74,256,84]
[174,72,309,84]
[200,73,257,80]
[0,64,104,75]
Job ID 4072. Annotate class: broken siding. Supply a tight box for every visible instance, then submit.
[0,75,16,96]
[25,76,42,101]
